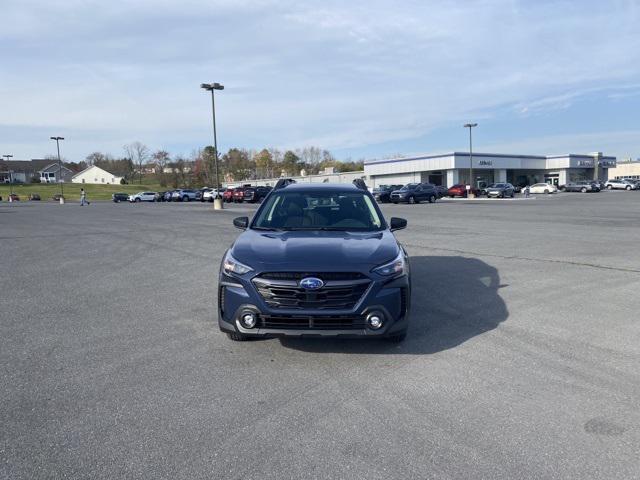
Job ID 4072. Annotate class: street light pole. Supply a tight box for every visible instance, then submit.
[2,155,13,197]
[50,137,65,200]
[200,82,224,208]
[463,123,478,196]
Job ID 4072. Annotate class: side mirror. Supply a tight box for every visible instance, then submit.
[233,216,249,230]
[389,217,407,232]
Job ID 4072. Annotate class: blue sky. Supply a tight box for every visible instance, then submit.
[1,0,639,162]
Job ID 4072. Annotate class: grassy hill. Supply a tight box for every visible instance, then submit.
[0,182,165,202]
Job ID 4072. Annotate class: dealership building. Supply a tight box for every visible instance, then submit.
[364,152,617,188]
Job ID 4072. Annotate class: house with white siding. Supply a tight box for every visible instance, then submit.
[71,165,123,185]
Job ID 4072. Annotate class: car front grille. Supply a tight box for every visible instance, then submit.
[260,315,367,330]
[253,273,370,310]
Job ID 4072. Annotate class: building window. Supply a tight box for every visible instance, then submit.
[101,178,105,183]
[82,179,85,183]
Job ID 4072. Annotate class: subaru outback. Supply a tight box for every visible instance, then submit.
[217,179,411,342]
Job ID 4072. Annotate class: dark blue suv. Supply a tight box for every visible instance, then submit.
[218,180,411,342]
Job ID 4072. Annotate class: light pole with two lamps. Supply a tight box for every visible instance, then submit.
[200,82,224,210]
[463,123,478,198]
[50,136,65,203]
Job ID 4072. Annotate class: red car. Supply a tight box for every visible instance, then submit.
[222,188,235,203]
[232,187,248,203]
[447,184,480,198]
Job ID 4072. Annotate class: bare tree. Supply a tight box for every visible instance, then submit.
[152,150,170,186]
[124,142,150,185]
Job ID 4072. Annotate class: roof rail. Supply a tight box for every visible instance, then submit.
[352,178,368,191]
[274,178,296,190]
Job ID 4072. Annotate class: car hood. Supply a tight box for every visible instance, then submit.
[231,229,400,269]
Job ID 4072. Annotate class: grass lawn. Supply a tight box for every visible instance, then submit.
[0,183,164,202]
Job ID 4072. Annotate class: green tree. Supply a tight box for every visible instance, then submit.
[282,150,300,176]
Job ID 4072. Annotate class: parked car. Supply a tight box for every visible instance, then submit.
[171,189,197,202]
[29,193,41,201]
[528,183,558,194]
[8,193,20,201]
[129,191,157,202]
[232,187,250,203]
[563,181,598,193]
[163,190,174,202]
[154,191,167,202]
[512,185,523,193]
[605,179,637,190]
[218,179,410,342]
[420,183,447,199]
[390,183,439,204]
[51,193,64,202]
[112,192,129,203]
[195,188,210,201]
[243,186,272,203]
[373,185,403,203]
[485,183,515,198]
[203,188,223,202]
[222,188,235,203]
[447,184,480,198]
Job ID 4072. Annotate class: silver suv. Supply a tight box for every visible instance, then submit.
[171,189,198,201]
[605,179,637,190]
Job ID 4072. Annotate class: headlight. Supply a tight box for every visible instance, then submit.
[223,252,253,276]
[372,251,406,276]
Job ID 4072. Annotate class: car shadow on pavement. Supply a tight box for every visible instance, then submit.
[279,255,509,354]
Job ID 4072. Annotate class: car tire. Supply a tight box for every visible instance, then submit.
[607,185,613,189]
[183,196,189,202]
[581,187,587,193]
[626,185,631,191]
[544,189,549,194]
[226,332,249,342]
[384,331,407,343]
[510,192,515,198]
[408,196,416,204]
[428,194,436,203]
[135,198,141,203]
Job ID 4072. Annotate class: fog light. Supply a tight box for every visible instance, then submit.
[367,313,384,330]
[240,312,257,329]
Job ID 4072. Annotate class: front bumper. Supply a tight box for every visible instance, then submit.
[217,272,411,338]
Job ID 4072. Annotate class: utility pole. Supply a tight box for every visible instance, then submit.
[464,123,478,197]
[50,137,65,202]
[3,155,14,198]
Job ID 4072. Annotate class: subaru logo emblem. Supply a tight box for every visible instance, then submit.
[299,277,324,290]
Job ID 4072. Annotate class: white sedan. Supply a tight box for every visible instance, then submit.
[528,183,557,194]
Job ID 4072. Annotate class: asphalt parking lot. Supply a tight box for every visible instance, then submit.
[1,192,639,479]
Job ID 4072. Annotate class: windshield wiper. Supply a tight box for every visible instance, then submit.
[252,226,283,231]
[278,226,372,231]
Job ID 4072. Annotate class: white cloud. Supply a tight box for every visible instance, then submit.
[1,0,639,160]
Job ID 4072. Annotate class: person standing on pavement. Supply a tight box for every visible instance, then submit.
[80,188,89,206]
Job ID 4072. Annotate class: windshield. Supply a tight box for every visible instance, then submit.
[400,183,418,191]
[252,191,384,231]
